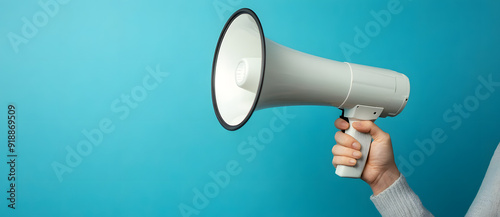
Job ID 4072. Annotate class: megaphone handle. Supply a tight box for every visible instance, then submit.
[335,118,372,178]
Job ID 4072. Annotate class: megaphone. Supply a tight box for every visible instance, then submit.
[211,8,410,178]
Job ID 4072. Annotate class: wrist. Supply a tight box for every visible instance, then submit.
[369,166,400,196]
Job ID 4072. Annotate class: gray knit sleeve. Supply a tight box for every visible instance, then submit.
[370,174,433,217]
[465,142,500,217]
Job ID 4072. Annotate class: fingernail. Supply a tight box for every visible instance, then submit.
[353,151,361,158]
[352,142,360,149]
[349,159,356,164]
[353,122,361,128]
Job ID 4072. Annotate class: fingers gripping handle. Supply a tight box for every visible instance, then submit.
[335,105,383,178]
[335,119,372,178]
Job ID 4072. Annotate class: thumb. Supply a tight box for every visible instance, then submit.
[352,121,389,142]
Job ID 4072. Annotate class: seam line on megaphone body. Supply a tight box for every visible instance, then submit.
[338,62,354,108]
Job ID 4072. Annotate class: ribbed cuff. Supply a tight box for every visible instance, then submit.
[370,174,433,217]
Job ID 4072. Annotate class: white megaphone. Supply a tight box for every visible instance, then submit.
[211,8,410,178]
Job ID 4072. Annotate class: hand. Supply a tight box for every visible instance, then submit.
[331,118,400,195]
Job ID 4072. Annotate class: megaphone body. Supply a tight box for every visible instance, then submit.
[212,9,410,178]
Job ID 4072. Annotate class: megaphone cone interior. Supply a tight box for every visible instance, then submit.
[212,9,265,130]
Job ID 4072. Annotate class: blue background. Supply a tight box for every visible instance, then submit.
[1,0,499,216]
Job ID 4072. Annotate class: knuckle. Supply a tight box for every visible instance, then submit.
[334,131,343,141]
[332,156,340,165]
[332,145,345,155]
[335,132,352,146]
[331,145,338,154]
[381,132,391,140]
